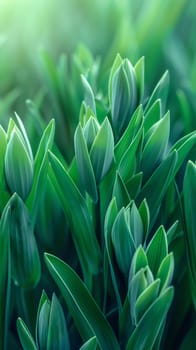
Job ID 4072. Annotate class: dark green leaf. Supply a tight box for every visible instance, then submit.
[44,253,120,350]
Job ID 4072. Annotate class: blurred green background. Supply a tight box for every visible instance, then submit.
[0,0,195,137]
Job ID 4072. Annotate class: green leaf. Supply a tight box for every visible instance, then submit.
[118,123,143,182]
[37,299,50,350]
[115,105,143,164]
[81,75,96,116]
[156,253,174,291]
[111,207,135,274]
[183,161,196,307]
[169,131,196,175]
[126,172,143,199]
[27,119,55,219]
[104,198,122,309]
[126,287,174,350]
[146,226,168,275]
[144,99,162,132]
[129,246,148,280]
[17,318,37,350]
[128,269,148,325]
[130,202,144,247]
[137,150,177,226]
[44,253,120,350]
[139,199,150,240]
[15,113,33,161]
[9,194,41,288]
[108,53,123,103]
[0,125,9,212]
[80,337,97,350]
[112,172,130,209]
[111,59,137,138]
[134,56,145,102]
[145,71,169,114]
[49,152,101,277]
[83,116,100,150]
[47,294,70,350]
[135,279,160,324]
[90,117,114,183]
[0,204,11,350]
[141,111,170,180]
[74,124,97,202]
[5,128,33,200]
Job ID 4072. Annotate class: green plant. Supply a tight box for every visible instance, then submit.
[0,54,196,349]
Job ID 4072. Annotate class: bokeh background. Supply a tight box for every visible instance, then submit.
[0,0,195,139]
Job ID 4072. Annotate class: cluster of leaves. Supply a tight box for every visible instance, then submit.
[0,54,196,349]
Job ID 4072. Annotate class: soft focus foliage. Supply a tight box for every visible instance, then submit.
[0,1,196,349]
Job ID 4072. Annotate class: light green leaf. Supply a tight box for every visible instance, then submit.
[144,99,162,132]
[17,318,37,350]
[135,279,160,324]
[81,75,96,116]
[44,253,120,350]
[126,287,174,350]
[156,253,174,291]
[130,202,144,247]
[128,269,148,325]
[129,246,148,280]
[146,226,168,275]
[5,128,33,200]
[145,71,169,114]
[134,56,145,102]
[108,53,123,103]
